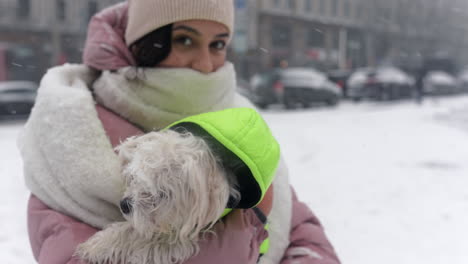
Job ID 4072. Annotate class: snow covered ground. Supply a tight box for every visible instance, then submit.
[2,95,468,264]
[0,119,35,264]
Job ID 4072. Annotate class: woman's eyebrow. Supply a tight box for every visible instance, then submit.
[173,25,229,38]
[173,25,200,35]
[215,33,230,38]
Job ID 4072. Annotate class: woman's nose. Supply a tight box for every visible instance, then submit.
[191,49,214,74]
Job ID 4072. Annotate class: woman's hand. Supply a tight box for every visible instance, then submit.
[186,208,268,264]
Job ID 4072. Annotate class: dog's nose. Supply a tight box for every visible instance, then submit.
[120,198,133,215]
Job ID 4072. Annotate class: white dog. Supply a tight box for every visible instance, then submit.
[76,129,240,264]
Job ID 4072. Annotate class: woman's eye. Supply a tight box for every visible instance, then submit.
[211,41,226,51]
[174,36,193,46]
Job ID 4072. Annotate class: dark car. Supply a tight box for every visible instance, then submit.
[327,69,352,98]
[0,81,37,117]
[250,68,341,109]
[457,68,468,93]
[347,67,416,102]
[236,78,257,101]
[423,71,459,95]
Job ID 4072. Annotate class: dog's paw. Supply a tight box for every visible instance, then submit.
[74,222,132,264]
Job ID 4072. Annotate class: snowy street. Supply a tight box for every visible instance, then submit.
[2,96,468,264]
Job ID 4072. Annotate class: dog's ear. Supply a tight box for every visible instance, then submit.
[197,157,233,226]
[116,135,142,167]
[115,135,142,185]
[116,132,165,184]
[150,131,232,238]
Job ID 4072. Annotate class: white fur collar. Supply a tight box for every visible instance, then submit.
[19,63,291,263]
[18,64,125,227]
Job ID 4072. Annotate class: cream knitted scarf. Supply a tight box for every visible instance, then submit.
[93,62,246,131]
[19,63,291,264]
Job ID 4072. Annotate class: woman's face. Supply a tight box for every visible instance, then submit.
[157,20,230,74]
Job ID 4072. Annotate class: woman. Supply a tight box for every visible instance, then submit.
[19,1,341,263]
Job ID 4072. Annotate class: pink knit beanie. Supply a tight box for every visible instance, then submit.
[125,0,234,46]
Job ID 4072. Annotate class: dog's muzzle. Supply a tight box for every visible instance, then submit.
[120,197,133,215]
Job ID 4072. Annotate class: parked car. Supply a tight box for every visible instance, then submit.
[0,43,43,82]
[347,67,416,102]
[457,68,468,92]
[0,81,37,117]
[236,78,255,100]
[327,69,352,98]
[250,68,341,109]
[423,71,459,95]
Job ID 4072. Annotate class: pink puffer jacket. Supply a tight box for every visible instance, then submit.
[27,105,340,264]
[27,3,341,263]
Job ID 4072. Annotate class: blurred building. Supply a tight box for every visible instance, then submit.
[1,0,467,82]
[231,0,371,78]
[231,0,468,78]
[0,0,122,82]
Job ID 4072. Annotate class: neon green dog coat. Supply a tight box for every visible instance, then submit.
[166,108,280,255]
[167,107,280,211]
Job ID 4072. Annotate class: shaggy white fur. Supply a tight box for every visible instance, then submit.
[19,64,125,227]
[76,130,240,264]
[20,64,292,264]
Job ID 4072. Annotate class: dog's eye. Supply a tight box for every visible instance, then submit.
[159,192,169,199]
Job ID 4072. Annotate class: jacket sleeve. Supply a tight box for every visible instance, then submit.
[27,195,267,264]
[27,195,95,264]
[280,188,341,264]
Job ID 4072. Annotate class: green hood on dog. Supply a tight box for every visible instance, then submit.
[166,107,280,211]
